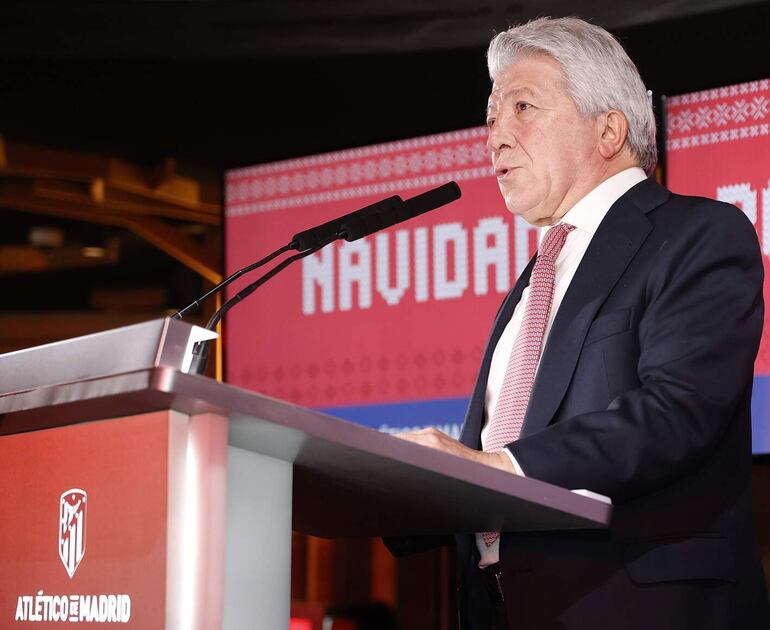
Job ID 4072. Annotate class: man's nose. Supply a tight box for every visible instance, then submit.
[486,123,513,154]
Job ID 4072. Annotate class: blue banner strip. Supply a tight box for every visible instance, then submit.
[320,397,470,439]
[751,375,770,455]
[321,374,770,455]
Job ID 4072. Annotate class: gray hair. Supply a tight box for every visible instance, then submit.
[487,17,657,174]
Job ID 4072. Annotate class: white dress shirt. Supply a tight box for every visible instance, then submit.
[475,167,648,567]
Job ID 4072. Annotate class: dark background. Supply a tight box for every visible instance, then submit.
[0,2,767,170]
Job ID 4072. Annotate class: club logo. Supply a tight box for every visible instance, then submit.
[59,489,87,578]
[15,487,134,623]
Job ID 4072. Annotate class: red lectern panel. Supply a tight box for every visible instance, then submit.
[0,411,169,627]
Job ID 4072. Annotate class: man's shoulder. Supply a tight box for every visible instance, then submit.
[647,184,756,237]
[613,179,760,261]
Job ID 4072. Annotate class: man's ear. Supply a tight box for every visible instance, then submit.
[597,110,629,160]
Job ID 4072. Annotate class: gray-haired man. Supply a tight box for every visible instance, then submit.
[393,16,770,630]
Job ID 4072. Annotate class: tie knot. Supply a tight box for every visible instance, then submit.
[538,222,575,261]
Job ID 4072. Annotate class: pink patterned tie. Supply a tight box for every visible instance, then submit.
[482,222,575,546]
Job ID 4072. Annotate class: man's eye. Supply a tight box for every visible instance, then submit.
[516,102,532,112]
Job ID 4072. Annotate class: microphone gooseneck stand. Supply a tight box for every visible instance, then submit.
[172,195,404,321]
[182,182,462,375]
[172,243,295,321]
[187,238,336,375]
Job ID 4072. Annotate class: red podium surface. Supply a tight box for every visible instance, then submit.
[0,319,611,629]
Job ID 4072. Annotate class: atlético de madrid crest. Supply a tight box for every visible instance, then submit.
[59,489,87,578]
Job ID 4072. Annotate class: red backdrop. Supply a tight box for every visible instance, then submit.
[666,78,770,371]
[665,77,770,453]
[225,127,537,410]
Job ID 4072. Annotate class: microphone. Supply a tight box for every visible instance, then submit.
[187,182,462,374]
[290,195,402,250]
[173,194,403,319]
[339,181,461,241]
[204,181,461,332]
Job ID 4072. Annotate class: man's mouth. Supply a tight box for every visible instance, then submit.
[495,166,518,180]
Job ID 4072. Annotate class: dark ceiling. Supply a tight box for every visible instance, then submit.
[0,1,768,169]
[0,0,764,59]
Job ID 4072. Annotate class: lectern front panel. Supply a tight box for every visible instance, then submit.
[0,410,229,629]
[0,412,169,627]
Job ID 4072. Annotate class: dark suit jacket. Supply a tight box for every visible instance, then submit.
[387,177,770,630]
[452,178,770,629]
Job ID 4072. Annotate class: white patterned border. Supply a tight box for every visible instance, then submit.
[226,126,488,181]
[226,138,491,206]
[226,166,495,216]
[666,123,769,151]
[667,79,768,107]
[667,95,769,136]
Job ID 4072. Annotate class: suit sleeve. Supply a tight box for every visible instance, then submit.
[506,201,764,503]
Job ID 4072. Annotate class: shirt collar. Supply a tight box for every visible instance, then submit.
[539,167,647,243]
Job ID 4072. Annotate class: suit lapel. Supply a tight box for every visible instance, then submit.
[519,178,668,437]
[460,255,536,447]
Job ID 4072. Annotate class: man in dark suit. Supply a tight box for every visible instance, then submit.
[392,16,770,630]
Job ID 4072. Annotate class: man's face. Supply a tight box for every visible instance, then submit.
[486,54,601,226]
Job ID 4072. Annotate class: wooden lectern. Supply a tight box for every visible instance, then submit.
[0,319,611,629]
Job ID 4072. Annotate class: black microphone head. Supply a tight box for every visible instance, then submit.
[340,181,462,242]
[290,195,402,250]
[338,195,403,242]
[403,181,461,218]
